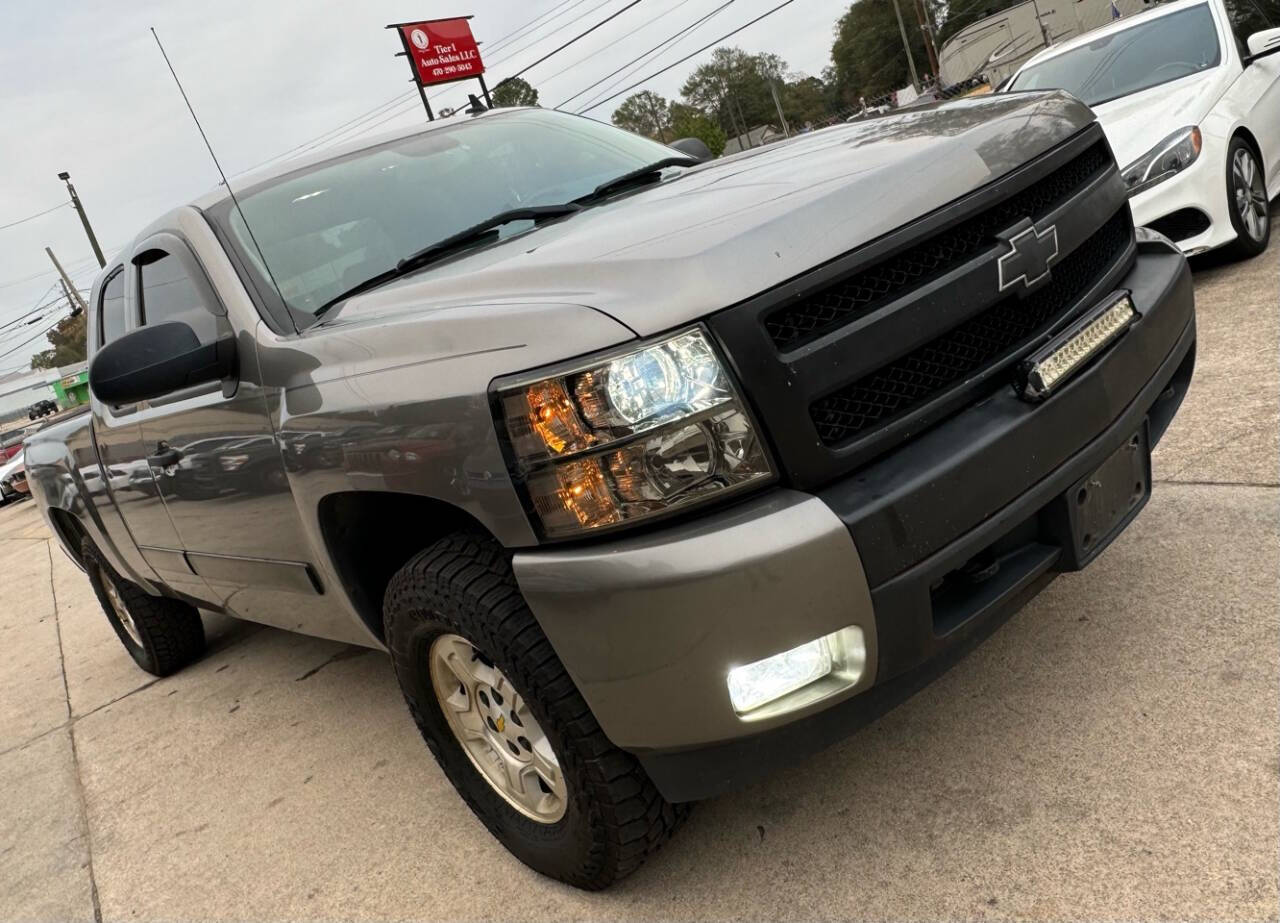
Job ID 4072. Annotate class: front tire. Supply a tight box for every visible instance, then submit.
[383,532,687,890]
[1225,137,1270,259]
[82,539,205,676]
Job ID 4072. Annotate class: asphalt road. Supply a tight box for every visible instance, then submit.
[1,242,1275,921]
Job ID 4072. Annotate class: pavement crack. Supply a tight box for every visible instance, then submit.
[295,646,372,682]
[1154,478,1280,488]
[48,540,104,923]
[74,679,162,722]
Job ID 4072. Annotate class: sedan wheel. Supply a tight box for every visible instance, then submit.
[1225,138,1270,259]
[1233,147,1268,242]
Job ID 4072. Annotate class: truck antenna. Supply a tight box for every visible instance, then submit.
[149,27,287,312]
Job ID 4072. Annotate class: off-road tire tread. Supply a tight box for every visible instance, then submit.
[82,538,204,676]
[384,531,688,890]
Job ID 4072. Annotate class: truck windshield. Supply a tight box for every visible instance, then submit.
[218,109,677,320]
[1007,4,1221,106]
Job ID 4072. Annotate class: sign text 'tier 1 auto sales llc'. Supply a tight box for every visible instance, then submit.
[400,18,485,86]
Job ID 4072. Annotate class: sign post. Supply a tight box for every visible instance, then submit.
[386,17,488,121]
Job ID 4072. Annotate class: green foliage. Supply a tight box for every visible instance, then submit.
[781,75,836,129]
[669,103,727,156]
[1223,0,1279,36]
[29,311,86,371]
[491,76,538,108]
[680,47,789,136]
[612,91,673,140]
[830,0,933,104]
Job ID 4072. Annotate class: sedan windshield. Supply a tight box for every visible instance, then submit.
[215,109,677,319]
[1008,4,1221,106]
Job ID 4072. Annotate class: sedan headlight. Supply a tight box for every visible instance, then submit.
[1121,126,1202,197]
[494,327,774,538]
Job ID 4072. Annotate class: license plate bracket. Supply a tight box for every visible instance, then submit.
[1047,422,1152,570]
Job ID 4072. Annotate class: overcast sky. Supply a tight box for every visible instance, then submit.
[0,0,851,373]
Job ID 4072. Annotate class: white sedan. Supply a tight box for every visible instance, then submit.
[1006,0,1280,258]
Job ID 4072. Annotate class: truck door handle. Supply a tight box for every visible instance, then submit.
[147,447,183,467]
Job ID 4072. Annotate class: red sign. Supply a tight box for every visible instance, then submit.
[399,18,484,86]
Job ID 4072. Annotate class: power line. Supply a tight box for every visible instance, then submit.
[482,0,595,57]
[0,202,69,232]
[532,0,691,89]
[558,0,736,110]
[230,0,596,177]
[0,308,74,365]
[491,0,647,94]
[574,0,799,112]
[327,0,625,144]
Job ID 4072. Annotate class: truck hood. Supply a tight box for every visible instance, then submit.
[1091,70,1226,166]
[326,92,1095,338]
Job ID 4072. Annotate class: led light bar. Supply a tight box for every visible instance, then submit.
[1020,293,1138,402]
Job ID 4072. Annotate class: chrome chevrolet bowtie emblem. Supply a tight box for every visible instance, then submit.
[997,220,1059,293]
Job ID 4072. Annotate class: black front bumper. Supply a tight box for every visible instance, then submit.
[638,238,1196,802]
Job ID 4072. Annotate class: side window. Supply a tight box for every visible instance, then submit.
[135,249,220,344]
[98,269,127,346]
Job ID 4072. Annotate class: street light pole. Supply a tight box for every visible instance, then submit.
[57,171,105,269]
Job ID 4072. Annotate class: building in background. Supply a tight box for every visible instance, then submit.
[51,362,89,409]
[722,125,785,155]
[939,0,1154,88]
[0,370,58,423]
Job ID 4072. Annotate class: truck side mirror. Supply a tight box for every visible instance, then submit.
[90,322,236,406]
[670,137,713,162]
[1246,27,1280,60]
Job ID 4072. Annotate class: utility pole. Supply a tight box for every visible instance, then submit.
[770,82,791,137]
[890,0,923,94]
[914,0,941,81]
[56,172,105,269]
[733,95,753,147]
[57,279,82,317]
[45,247,89,315]
[1029,0,1053,49]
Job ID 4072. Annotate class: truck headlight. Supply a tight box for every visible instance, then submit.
[1121,126,1201,197]
[494,327,774,538]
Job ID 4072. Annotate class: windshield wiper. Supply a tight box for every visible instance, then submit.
[573,156,700,205]
[313,203,581,318]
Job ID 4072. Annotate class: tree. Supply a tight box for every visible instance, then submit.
[491,76,538,107]
[1223,0,1279,37]
[612,91,673,141]
[781,74,838,128]
[680,47,789,138]
[30,311,86,371]
[669,103,727,156]
[830,0,934,104]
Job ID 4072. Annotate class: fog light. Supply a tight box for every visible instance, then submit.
[727,626,866,715]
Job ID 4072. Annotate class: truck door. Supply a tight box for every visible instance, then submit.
[125,232,325,627]
[89,263,210,602]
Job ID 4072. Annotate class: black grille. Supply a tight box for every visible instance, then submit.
[765,141,1113,350]
[1147,208,1211,243]
[810,209,1133,447]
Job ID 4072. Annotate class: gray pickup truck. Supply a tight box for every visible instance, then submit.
[26,98,1195,889]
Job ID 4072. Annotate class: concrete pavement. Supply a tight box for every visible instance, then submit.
[0,243,1275,921]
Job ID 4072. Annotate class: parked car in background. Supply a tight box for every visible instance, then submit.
[28,399,58,419]
[1006,0,1280,257]
[1,450,28,503]
[26,101,1196,889]
[1,428,31,461]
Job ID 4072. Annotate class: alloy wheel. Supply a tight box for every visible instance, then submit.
[1233,147,1269,242]
[96,562,143,646]
[428,632,568,823]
